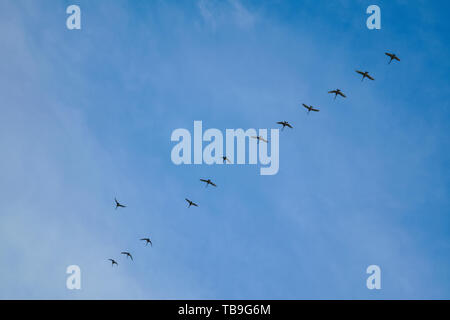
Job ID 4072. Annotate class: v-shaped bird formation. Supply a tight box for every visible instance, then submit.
[107,51,400,268]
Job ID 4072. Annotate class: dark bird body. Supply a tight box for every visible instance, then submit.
[115,198,126,209]
[121,252,133,261]
[140,238,152,246]
[185,198,198,208]
[108,259,118,267]
[302,103,320,114]
[277,121,293,130]
[328,89,346,100]
[251,136,268,143]
[385,52,400,64]
[200,179,217,187]
[356,70,375,81]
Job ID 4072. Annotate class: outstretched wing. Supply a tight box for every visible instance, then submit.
[355,70,364,76]
[192,202,198,207]
[260,137,268,143]
[311,107,320,112]
[338,92,346,97]
[276,121,284,125]
[210,181,217,187]
[385,52,393,58]
[302,103,309,109]
[200,179,208,183]
[328,90,337,94]
[394,55,400,61]
[286,123,293,128]
[366,74,375,80]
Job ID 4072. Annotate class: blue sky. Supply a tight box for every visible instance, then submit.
[0,0,449,299]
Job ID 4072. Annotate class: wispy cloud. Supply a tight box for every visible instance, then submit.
[197,0,257,30]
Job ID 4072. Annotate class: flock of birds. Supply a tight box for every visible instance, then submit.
[106,51,400,267]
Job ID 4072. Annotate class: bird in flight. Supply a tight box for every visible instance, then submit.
[200,178,217,187]
[355,70,375,81]
[140,238,153,247]
[121,252,133,260]
[185,198,198,208]
[114,198,126,209]
[302,103,320,114]
[328,89,346,100]
[385,52,400,64]
[222,156,231,164]
[108,259,118,267]
[277,121,293,130]
[251,136,268,143]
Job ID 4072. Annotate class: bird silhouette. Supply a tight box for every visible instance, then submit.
[251,136,268,143]
[385,52,400,64]
[277,121,293,130]
[108,259,118,267]
[355,70,374,81]
[140,238,152,247]
[328,89,346,100]
[121,252,133,261]
[200,178,217,187]
[185,198,198,208]
[222,156,231,164]
[302,103,320,114]
[114,198,126,209]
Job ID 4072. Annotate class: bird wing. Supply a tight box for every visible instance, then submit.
[211,182,217,187]
[356,70,364,75]
[192,202,198,207]
[328,90,337,94]
[185,198,190,203]
[251,136,258,139]
[338,92,346,97]
[394,56,400,61]
[366,74,375,80]
[302,103,309,109]
[385,52,393,58]
[260,137,268,143]
[286,123,293,128]
[200,179,207,183]
[311,107,320,112]
[226,158,231,163]
[276,121,284,125]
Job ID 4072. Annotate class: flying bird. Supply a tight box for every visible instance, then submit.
[302,103,320,114]
[114,198,126,209]
[108,259,118,267]
[277,121,293,130]
[121,252,133,260]
[251,136,268,143]
[222,156,231,164]
[328,89,346,100]
[355,70,375,81]
[200,179,217,187]
[185,198,198,208]
[140,238,152,247]
[385,52,400,64]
